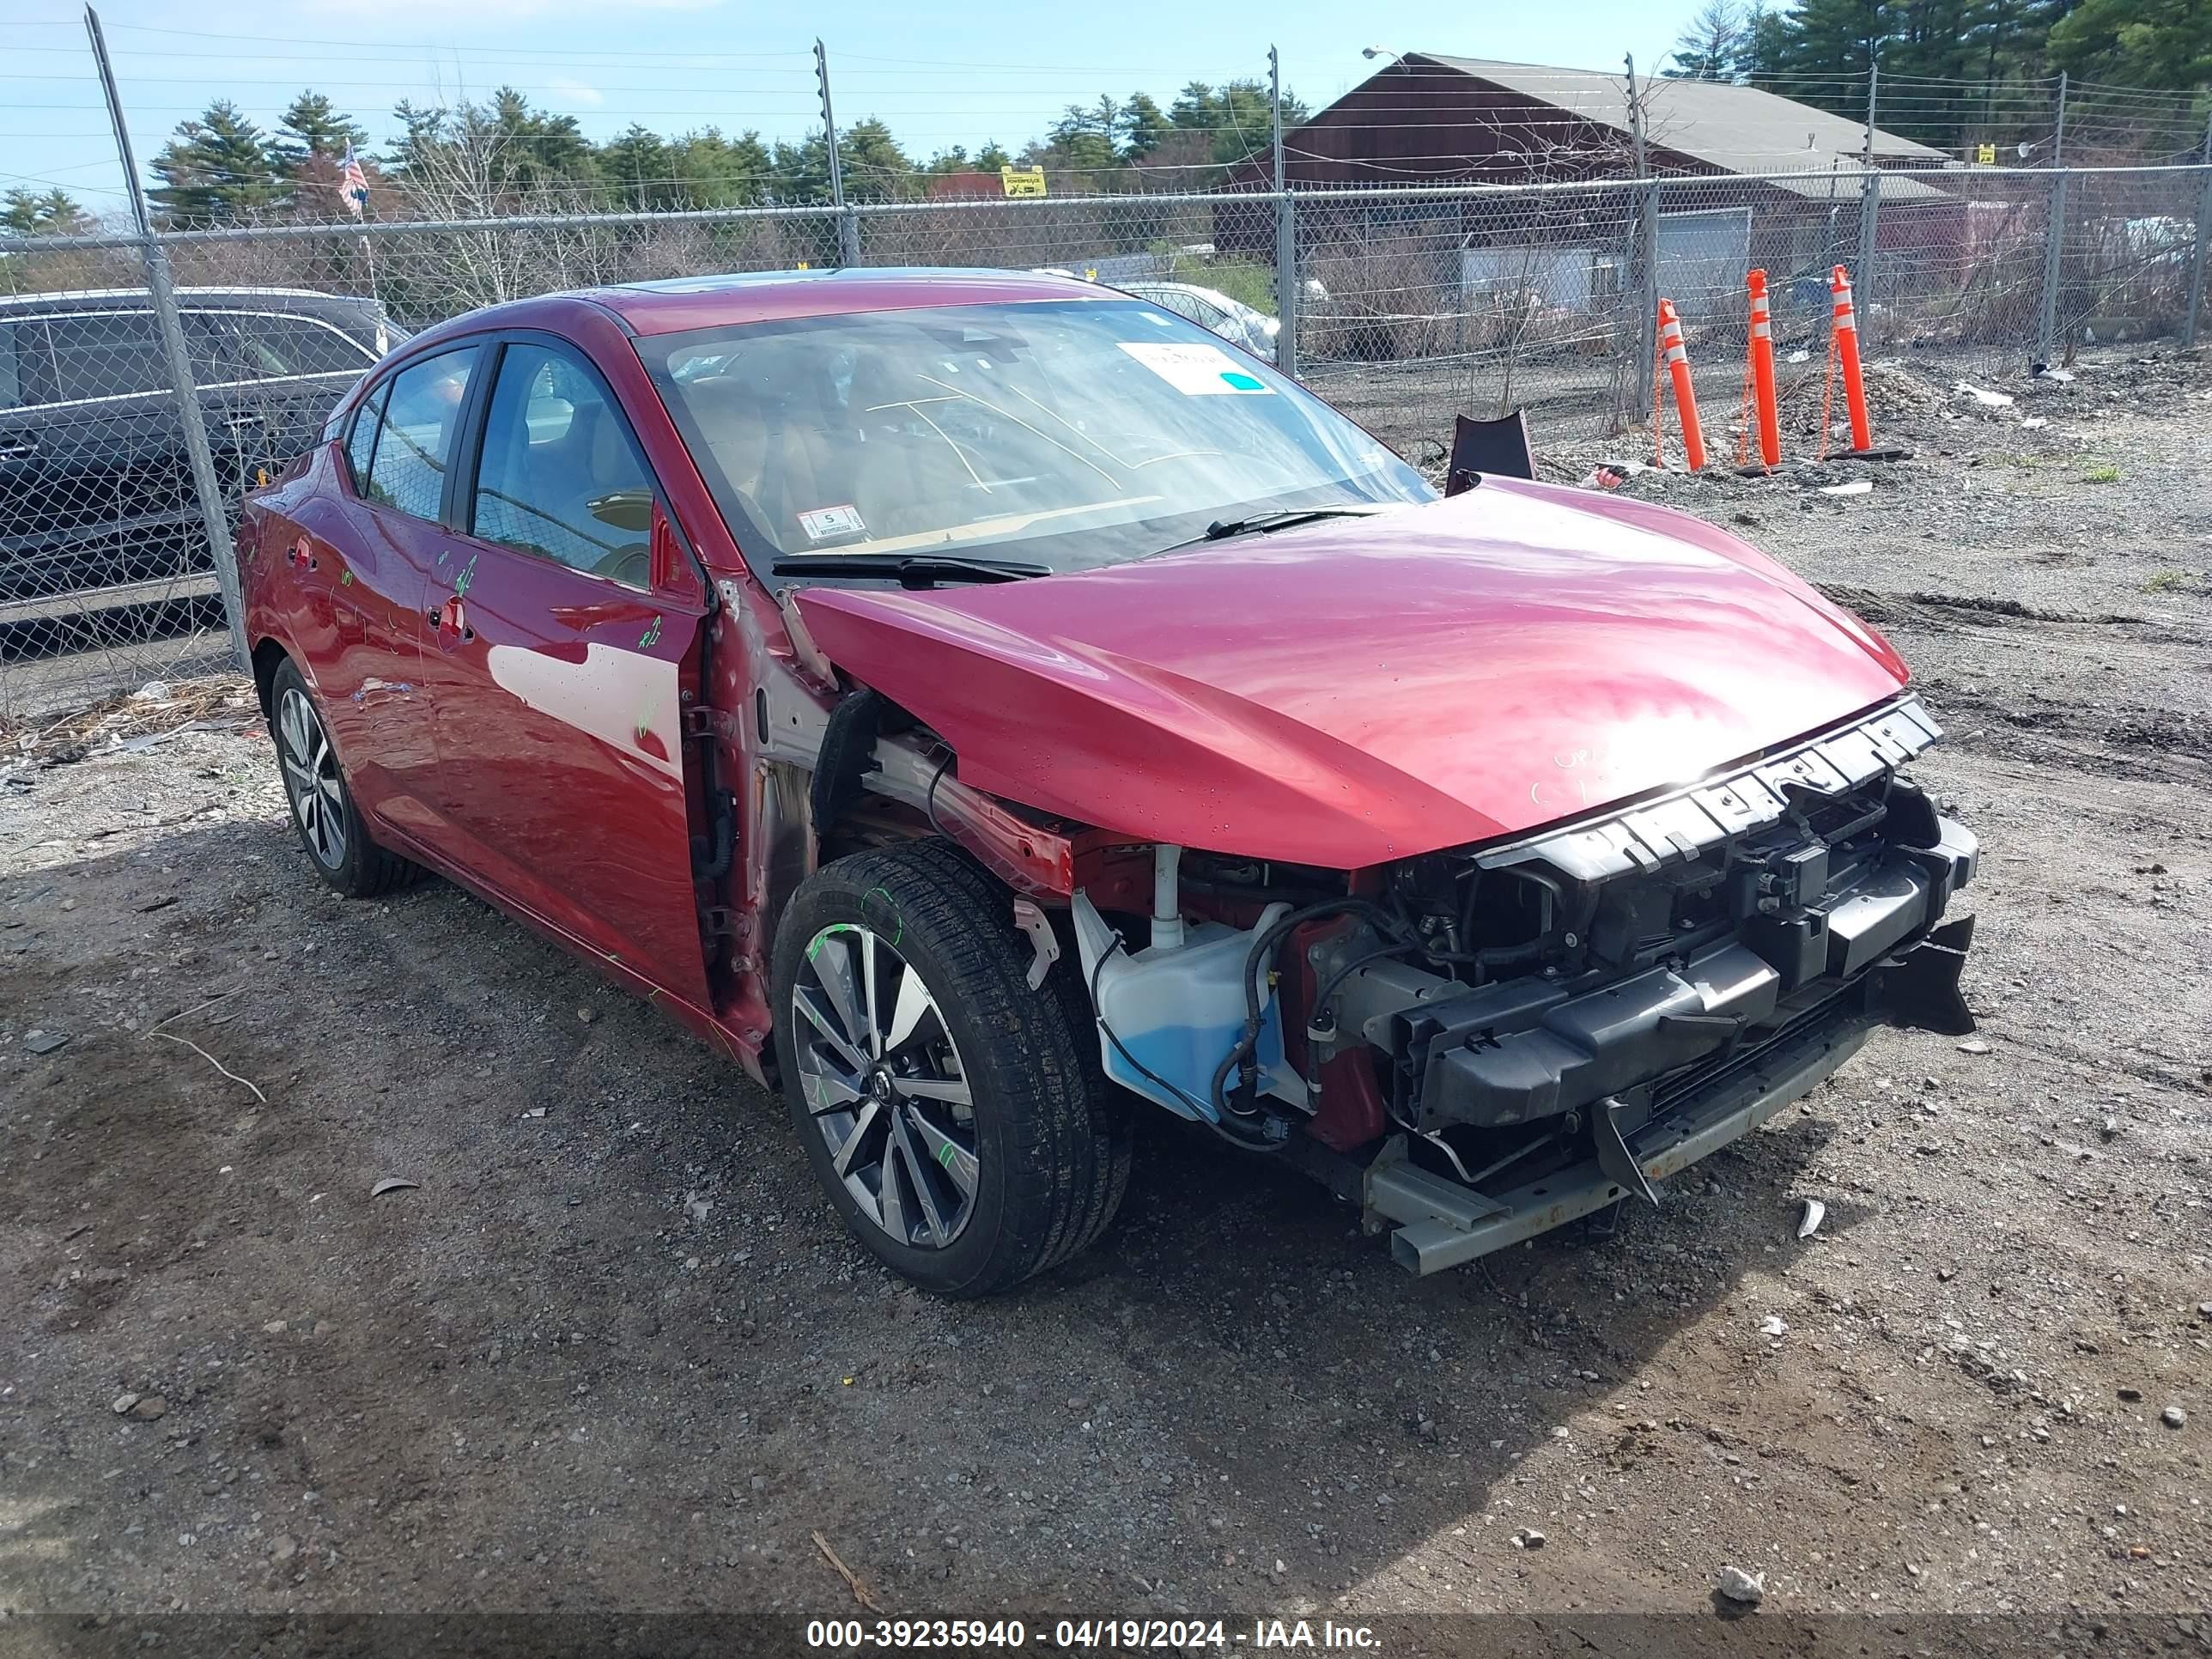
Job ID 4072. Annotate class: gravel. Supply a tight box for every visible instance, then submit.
[2,351,2208,1620]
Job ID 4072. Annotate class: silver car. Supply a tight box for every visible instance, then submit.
[1117,281,1279,364]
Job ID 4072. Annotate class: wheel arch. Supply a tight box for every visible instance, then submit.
[250,635,292,720]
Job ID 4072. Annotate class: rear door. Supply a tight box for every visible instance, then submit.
[1,307,199,614]
[418,333,713,1006]
[319,343,483,842]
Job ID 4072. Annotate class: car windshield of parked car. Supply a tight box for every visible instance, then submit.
[641,298,1431,575]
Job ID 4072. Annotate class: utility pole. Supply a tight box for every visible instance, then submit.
[2184,108,2212,348]
[85,3,244,666]
[2034,71,2069,368]
[814,40,858,267]
[1270,45,1298,380]
[1856,58,1881,337]
[1626,53,1659,417]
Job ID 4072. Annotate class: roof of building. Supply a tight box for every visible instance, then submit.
[1387,55,1954,201]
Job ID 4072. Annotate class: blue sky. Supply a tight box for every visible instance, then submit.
[3,0,1690,220]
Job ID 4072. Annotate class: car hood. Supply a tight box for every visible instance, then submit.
[792,478,1911,869]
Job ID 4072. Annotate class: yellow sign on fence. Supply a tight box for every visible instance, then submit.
[1975,143,1997,165]
[1000,165,1048,198]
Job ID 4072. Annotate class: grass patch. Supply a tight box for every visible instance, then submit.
[2143,568,2201,593]
[2081,464,2123,483]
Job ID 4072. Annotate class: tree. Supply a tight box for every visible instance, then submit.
[669,127,775,207]
[3,186,95,234]
[2047,0,2212,88]
[840,117,915,200]
[272,91,367,172]
[1668,1,1753,77]
[599,122,677,209]
[1044,100,1121,174]
[1778,0,1895,81]
[149,100,281,225]
[1120,92,1174,159]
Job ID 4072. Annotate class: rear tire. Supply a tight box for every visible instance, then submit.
[772,839,1127,1297]
[268,658,418,899]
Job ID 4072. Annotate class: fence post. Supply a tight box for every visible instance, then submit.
[2034,72,2069,368]
[85,3,245,669]
[2185,111,2212,349]
[814,40,859,266]
[1269,46,1298,380]
[1856,61,1881,337]
[1625,55,1658,420]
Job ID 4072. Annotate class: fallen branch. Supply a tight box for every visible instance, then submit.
[811,1529,884,1613]
[149,1031,267,1103]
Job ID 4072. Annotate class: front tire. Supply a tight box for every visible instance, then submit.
[268,658,417,898]
[772,840,1127,1297]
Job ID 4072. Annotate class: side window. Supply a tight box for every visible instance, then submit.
[1147,289,1200,322]
[342,380,388,491]
[470,343,654,587]
[0,323,21,411]
[42,311,165,401]
[362,347,477,522]
[188,310,378,382]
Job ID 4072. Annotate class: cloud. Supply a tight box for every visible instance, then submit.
[547,76,605,106]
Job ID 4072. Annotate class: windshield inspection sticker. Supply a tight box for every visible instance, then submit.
[798,503,866,543]
[1117,340,1273,396]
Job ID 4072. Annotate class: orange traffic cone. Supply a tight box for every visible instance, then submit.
[1744,270,1782,469]
[1655,298,1706,472]
[1828,265,1874,455]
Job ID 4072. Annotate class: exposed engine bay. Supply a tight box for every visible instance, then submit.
[1066,696,1978,1273]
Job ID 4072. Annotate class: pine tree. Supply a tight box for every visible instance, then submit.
[668,127,774,208]
[3,186,95,234]
[2048,0,2212,87]
[1121,93,1173,160]
[599,123,676,210]
[148,100,280,225]
[272,91,367,172]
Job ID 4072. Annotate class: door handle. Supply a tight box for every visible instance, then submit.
[0,438,36,460]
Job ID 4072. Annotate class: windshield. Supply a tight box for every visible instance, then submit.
[638,298,1431,577]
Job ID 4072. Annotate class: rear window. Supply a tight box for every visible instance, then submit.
[43,310,165,401]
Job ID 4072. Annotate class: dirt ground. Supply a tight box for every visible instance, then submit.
[3,351,2209,1644]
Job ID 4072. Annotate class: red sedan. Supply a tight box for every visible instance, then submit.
[240,269,1978,1296]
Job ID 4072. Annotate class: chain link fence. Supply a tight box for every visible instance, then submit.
[3,160,2209,721]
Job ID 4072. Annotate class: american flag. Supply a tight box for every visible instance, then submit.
[338,141,369,217]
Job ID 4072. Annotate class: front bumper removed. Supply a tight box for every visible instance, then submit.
[1340,914,1973,1275]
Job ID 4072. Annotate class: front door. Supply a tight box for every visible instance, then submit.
[420,336,712,1009]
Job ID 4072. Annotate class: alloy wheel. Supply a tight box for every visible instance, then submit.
[276,685,347,870]
[791,922,979,1250]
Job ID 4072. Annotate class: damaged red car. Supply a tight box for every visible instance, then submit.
[239,269,1978,1296]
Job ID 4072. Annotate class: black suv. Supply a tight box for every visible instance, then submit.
[0,287,393,633]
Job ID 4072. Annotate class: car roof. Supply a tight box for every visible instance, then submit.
[573,266,1117,337]
[0,285,377,314]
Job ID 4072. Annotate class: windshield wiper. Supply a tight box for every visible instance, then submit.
[771,554,1051,588]
[1164,505,1386,553]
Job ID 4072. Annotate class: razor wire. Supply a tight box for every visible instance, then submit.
[2,160,2209,723]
